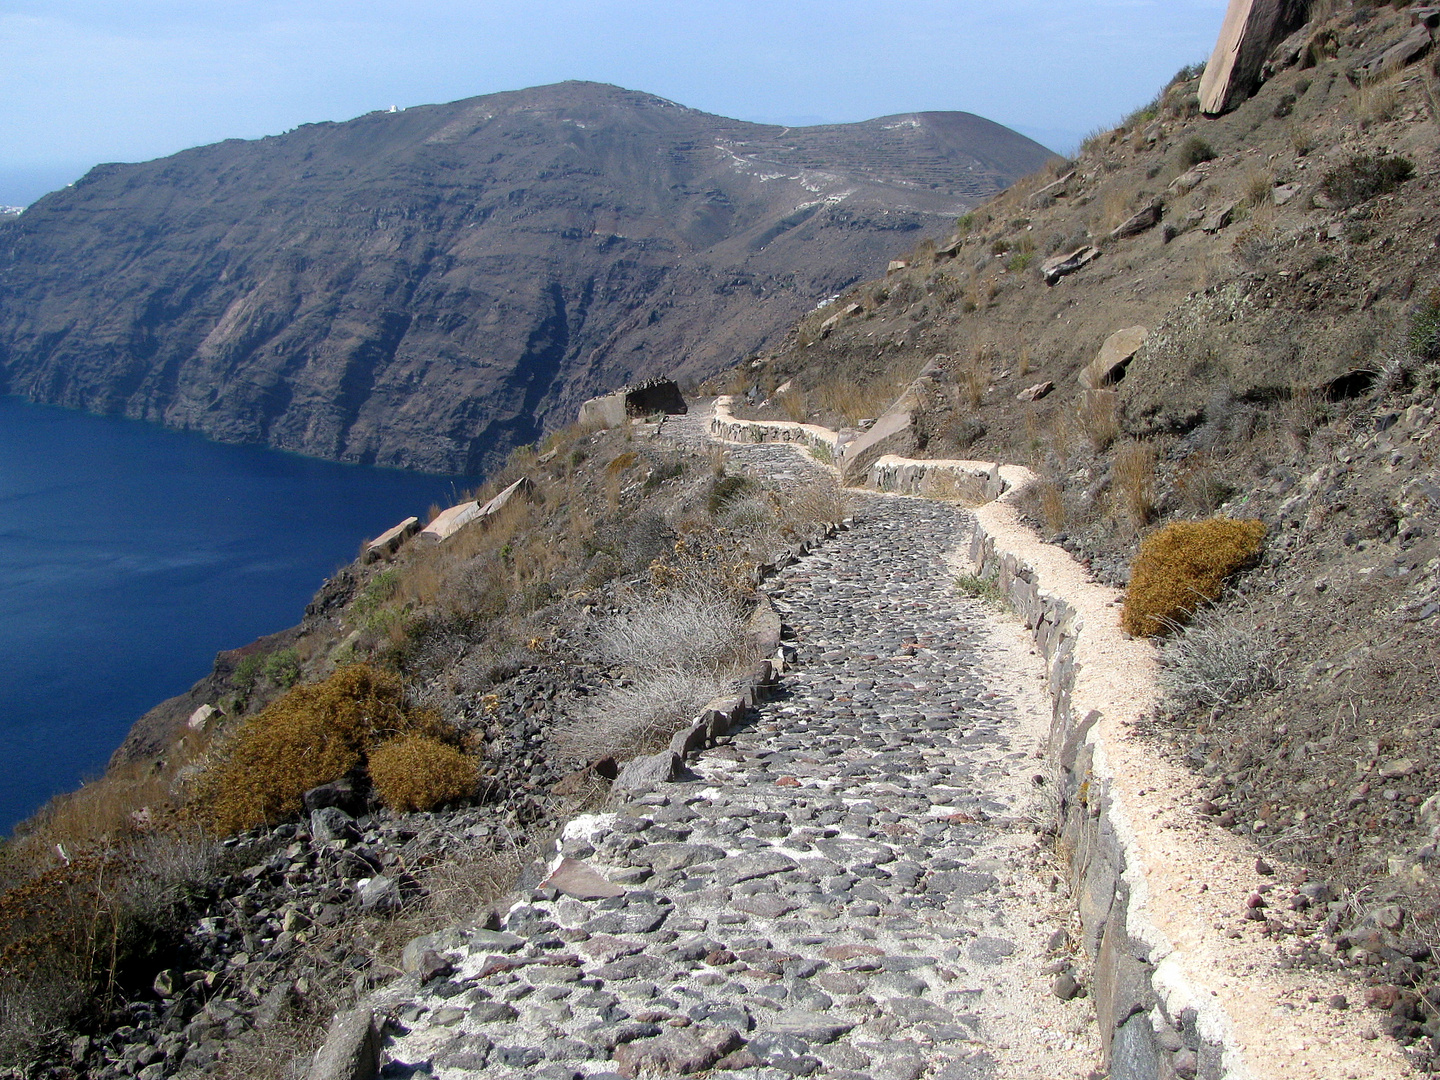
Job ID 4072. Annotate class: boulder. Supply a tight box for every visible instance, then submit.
[887,259,908,273]
[1199,0,1308,116]
[1109,200,1163,241]
[357,875,404,912]
[745,595,783,656]
[580,378,687,428]
[1041,246,1100,286]
[1167,162,1214,197]
[303,779,365,816]
[307,1009,380,1080]
[186,704,216,731]
[1079,327,1148,390]
[839,357,945,483]
[1351,23,1433,84]
[1028,171,1076,208]
[362,516,419,563]
[934,234,963,260]
[578,391,629,430]
[1201,201,1237,234]
[420,500,481,543]
[309,806,360,844]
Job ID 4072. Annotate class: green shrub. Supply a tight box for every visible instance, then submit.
[1177,136,1216,168]
[1320,154,1413,208]
[262,647,301,688]
[1121,518,1266,637]
[196,665,446,834]
[369,735,477,812]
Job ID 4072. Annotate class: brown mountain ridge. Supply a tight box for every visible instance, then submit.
[0,81,1054,474]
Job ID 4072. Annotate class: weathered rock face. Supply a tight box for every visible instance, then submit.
[0,81,1054,474]
[1199,0,1310,116]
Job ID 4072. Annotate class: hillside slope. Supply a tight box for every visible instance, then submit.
[0,82,1053,474]
[734,3,1440,1065]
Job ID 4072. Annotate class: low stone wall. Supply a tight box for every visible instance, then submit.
[710,395,843,462]
[866,453,1012,504]
[967,507,1231,1079]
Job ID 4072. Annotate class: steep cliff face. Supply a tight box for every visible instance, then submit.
[0,82,1054,473]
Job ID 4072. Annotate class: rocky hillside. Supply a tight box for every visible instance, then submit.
[0,82,1053,475]
[729,0,1440,1065]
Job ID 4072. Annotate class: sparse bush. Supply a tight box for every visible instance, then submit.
[598,587,751,676]
[1121,518,1266,637]
[549,670,734,764]
[643,461,683,490]
[1078,390,1121,451]
[262,647,301,689]
[1177,136,1216,169]
[1160,611,1282,712]
[1320,153,1413,208]
[955,571,1011,611]
[776,388,807,423]
[369,735,477,812]
[196,665,447,834]
[707,474,752,516]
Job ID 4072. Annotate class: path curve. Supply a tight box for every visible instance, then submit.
[372,415,1097,1079]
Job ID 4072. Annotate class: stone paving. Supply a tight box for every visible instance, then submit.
[372,420,1096,1079]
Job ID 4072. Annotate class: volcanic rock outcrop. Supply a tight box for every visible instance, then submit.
[0,81,1054,474]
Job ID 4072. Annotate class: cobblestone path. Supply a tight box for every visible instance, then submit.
[376,415,1095,1078]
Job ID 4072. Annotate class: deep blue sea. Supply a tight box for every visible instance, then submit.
[0,396,473,834]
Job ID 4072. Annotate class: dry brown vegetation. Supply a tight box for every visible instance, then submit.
[1121,517,1266,637]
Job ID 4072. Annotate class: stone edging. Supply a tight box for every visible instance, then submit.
[702,401,1410,1080]
[710,396,1022,502]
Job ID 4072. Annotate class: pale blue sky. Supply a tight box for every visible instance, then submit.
[0,1,1227,206]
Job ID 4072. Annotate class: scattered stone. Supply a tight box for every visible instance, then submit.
[1041,246,1100,286]
[611,1025,742,1078]
[1052,972,1080,1000]
[1016,380,1054,402]
[543,857,626,900]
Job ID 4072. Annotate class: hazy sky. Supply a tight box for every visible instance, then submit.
[0,0,1227,206]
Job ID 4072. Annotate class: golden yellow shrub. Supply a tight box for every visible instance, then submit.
[196,665,443,834]
[1121,518,1266,638]
[368,735,478,813]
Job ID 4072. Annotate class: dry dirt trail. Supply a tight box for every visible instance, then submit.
[368,409,1099,1079]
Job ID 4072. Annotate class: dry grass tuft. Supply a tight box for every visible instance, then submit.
[369,735,477,812]
[1078,390,1121,451]
[1121,518,1266,637]
[1112,441,1157,527]
[549,670,735,765]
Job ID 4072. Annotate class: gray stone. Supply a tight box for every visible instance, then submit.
[307,1009,380,1080]
[357,875,403,913]
[762,1011,855,1044]
[1041,245,1100,285]
[615,751,683,791]
[715,849,799,885]
[310,806,360,844]
[966,937,1015,965]
[634,843,727,872]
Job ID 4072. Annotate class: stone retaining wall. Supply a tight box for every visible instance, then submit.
[967,506,1237,1080]
[710,395,844,462]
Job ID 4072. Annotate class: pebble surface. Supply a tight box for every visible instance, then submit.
[375,420,1096,1079]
